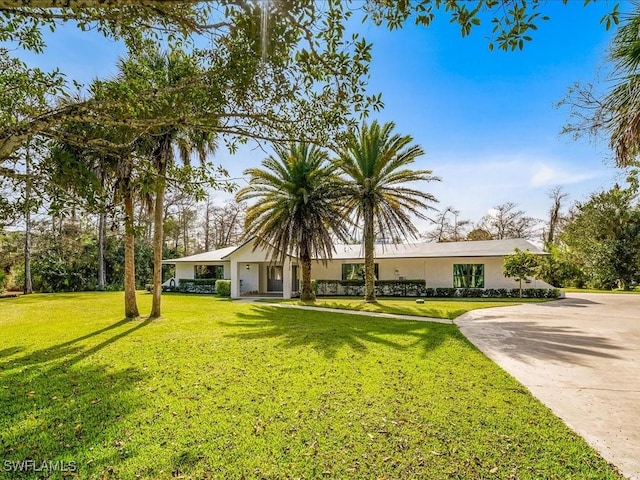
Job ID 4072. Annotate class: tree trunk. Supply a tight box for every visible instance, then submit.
[203,197,211,251]
[364,200,376,303]
[299,248,315,302]
[123,189,139,318]
[150,163,166,318]
[23,147,32,294]
[98,211,106,290]
[519,278,523,298]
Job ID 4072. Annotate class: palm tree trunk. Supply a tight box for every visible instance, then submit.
[98,211,106,290]
[23,146,33,294]
[299,248,315,302]
[150,168,165,318]
[364,201,376,303]
[124,188,139,318]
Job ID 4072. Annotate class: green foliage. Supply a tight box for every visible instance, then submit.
[238,143,350,300]
[338,120,439,301]
[0,292,622,479]
[0,268,6,293]
[106,238,154,290]
[215,279,231,297]
[313,279,558,299]
[562,182,640,290]
[175,278,217,294]
[503,248,540,297]
[536,244,586,288]
[1,1,379,164]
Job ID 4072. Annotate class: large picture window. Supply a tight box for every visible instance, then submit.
[342,263,379,281]
[194,265,225,280]
[453,264,484,288]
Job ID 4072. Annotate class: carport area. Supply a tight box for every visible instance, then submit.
[456,293,640,480]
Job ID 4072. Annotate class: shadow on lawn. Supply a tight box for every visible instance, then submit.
[1,318,151,370]
[0,319,151,478]
[0,318,152,479]
[1,364,144,479]
[226,305,457,358]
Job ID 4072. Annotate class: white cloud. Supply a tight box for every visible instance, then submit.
[420,152,617,225]
[529,162,599,187]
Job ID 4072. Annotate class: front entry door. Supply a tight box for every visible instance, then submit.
[267,265,283,291]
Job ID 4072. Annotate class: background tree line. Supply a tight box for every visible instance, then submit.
[1,0,638,316]
[2,165,639,295]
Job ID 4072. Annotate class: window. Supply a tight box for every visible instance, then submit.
[342,263,379,281]
[194,265,225,280]
[453,264,484,288]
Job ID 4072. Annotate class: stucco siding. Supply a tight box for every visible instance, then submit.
[175,263,195,281]
[312,255,553,289]
[238,263,260,293]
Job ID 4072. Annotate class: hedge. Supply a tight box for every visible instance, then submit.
[162,278,219,294]
[313,279,560,299]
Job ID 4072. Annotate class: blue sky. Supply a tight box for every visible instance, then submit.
[18,2,632,231]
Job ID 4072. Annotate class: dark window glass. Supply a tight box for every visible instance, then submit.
[341,263,379,281]
[194,265,225,280]
[453,264,484,288]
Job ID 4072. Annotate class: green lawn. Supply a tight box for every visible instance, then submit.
[262,296,548,319]
[0,293,621,479]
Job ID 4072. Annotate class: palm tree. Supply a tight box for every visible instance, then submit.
[563,6,640,169]
[602,9,640,168]
[337,120,439,302]
[237,143,349,301]
[48,120,141,318]
[117,50,217,318]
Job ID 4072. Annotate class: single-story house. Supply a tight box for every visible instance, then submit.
[162,238,554,298]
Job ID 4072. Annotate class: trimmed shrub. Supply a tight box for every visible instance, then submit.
[313,280,559,299]
[215,279,231,297]
[177,278,217,294]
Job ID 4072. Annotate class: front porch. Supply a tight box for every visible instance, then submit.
[232,260,299,299]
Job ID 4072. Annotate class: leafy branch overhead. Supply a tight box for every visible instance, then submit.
[0,1,380,162]
[0,0,622,164]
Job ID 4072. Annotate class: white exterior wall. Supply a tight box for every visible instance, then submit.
[175,263,195,280]
[239,263,260,294]
[312,256,554,289]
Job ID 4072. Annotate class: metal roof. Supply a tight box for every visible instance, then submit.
[162,238,545,263]
[325,238,545,260]
[161,245,238,263]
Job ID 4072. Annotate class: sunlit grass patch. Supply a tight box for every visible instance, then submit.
[0,292,621,479]
[264,296,547,319]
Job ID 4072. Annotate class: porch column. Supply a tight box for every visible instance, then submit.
[230,259,239,298]
[282,257,292,299]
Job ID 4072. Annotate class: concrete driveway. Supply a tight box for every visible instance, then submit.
[456,293,640,480]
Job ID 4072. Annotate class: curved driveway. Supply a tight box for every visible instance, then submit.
[456,293,640,480]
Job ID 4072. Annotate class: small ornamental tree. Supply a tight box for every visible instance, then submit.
[503,248,539,298]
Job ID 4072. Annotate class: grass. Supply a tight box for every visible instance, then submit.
[0,292,622,479]
[261,296,548,319]
[563,287,640,294]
